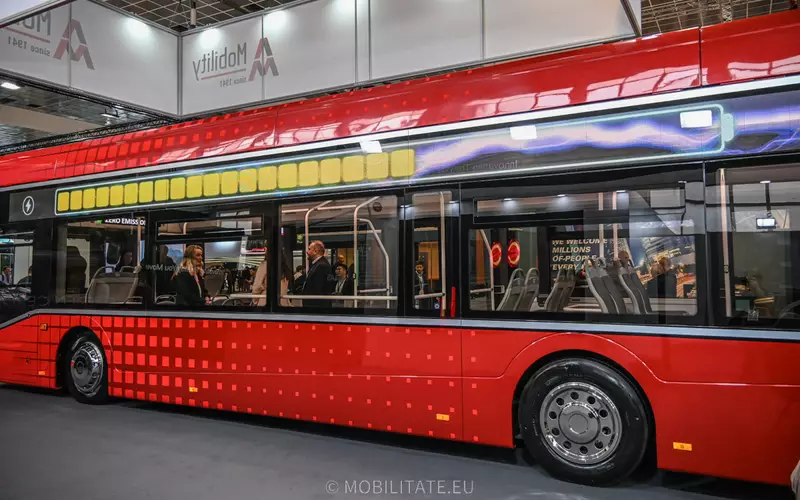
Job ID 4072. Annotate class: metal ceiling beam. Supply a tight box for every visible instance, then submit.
[0,104,98,134]
[622,0,644,37]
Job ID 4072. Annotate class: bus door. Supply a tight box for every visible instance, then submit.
[404,190,460,318]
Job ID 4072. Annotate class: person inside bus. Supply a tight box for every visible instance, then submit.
[276,258,294,307]
[0,266,12,285]
[337,253,355,280]
[154,245,176,297]
[332,263,354,307]
[303,240,332,307]
[293,265,306,294]
[65,246,87,295]
[115,250,134,272]
[173,245,209,307]
[413,261,430,309]
[252,254,268,307]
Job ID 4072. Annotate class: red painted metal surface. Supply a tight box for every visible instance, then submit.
[0,18,731,189]
[2,10,796,191]
[701,9,800,85]
[1,313,798,485]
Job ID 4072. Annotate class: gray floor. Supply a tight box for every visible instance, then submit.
[0,384,791,500]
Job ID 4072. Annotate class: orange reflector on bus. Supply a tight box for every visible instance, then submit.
[673,442,692,451]
[436,414,450,421]
[189,387,199,393]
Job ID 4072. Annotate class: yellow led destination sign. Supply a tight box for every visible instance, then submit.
[54,149,416,215]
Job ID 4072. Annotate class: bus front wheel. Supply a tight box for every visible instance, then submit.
[518,358,649,485]
[64,332,108,405]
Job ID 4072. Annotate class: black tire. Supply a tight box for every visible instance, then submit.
[518,358,649,486]
[64,332,108,405]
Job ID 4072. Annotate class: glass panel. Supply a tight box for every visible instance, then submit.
[468,178,700,319]
[158,216,262,238]
[0,231,34,287]
[409,192,455,312]
[0,230,34,323]
[55,216,146,306]
[152,215,267,308]
[708,164,800,325]
[279,195,398,311]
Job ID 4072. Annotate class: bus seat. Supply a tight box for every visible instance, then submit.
[204,271,226,299]
[609,260,644,314]
[543,269,573,313]
[516,268,540,312]
[497,268,525,311]
[85,269,140,305]
[559,268,576,311]
[586,258,620,314]
[622,259,654,314]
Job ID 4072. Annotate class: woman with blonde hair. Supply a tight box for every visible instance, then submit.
[173,245,209,306]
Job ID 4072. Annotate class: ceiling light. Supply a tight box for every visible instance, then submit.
[756,217,776,229]
[680,110,713,129]
[1,82,20,90]
[556,194,566,198]
[503,198,513,201]
[615,190,626,193]
[509,124,537,141]
[760,180,771,184]
[359,140,382,154]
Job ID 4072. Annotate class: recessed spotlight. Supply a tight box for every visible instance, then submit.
[1,82,20,90]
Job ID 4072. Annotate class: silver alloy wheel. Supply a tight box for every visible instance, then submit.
[539,381,622,466]
[70,341,104,397]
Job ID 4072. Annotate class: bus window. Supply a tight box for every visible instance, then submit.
[55,216,146,307]
[279,195,399,312]
[0,230,34,323]
[468,177,701,320]
[154,213,266,308]
[708,163,800,327]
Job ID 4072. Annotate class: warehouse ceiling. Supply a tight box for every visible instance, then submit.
[103,0,792,35]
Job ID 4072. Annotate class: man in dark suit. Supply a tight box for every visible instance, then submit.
[302,240,332,307]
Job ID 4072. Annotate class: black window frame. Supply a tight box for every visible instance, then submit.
[458,162,708,327]
[704,152,800,331]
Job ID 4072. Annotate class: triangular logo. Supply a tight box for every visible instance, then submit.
[53,20,94,70]
[249,37,278,81]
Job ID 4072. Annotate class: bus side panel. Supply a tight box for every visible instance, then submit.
[609,334,800,385]
[102,316,464,441]
[461,331,663,449]
[0,317,44,387]
[608,333,800,486]
[462,329,799,486]
[652,381,799,486]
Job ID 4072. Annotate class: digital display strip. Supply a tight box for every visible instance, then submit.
[11,86,798,222]
[54,150,416,215]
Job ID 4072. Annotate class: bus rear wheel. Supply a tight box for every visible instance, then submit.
[518,358,649,485]
[64,332,108,404]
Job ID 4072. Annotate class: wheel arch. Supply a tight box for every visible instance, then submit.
[506,334,659,469]
[55,326,103,389]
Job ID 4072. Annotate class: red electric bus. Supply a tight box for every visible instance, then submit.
[1,10,799,488]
